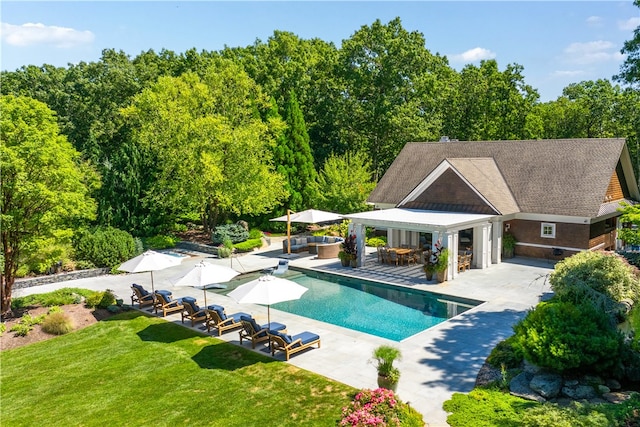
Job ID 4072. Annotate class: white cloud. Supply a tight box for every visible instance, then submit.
[563,40,624,65]
[586,16,603,27]
[450,47,496,63]
[618,17,640,31]
[1,22,94,48]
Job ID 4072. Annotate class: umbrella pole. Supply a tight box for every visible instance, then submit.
[150,271,155,293]
[267,305,271,328]
[203,287,207,307]
[287,209,291,255]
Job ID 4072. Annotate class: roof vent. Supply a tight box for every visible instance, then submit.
[439,136,450,142]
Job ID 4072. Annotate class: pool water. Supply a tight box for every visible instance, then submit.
[224,268,482,341]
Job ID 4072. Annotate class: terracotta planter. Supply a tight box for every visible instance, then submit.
[436,270,447,283]
[377,374,398,392]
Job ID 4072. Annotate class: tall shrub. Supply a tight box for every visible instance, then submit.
[513,301,622,374]
[73,227,137,268]
[550,251,640,316]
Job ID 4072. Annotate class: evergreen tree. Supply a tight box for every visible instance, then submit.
[274,91,319,212]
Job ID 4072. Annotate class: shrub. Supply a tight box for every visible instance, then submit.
[234,238,263,252]
[513,301,623,373]
[74,260,96,270]
[248,228,263,239]
[366,236,387,247]
[550,252,640,315]
[521,402,611,427]
[73,227,137,268]
[11,288,92,309]
[9,313,46,336]
[85,290,117,309]
[486,335,523,369]
[47,306,63,314]
[42,312,74,335]
[143,234,179,250]
[443,387,536,427]
[338,388,424,427]
[0,323,6,335]
[211,224,248,245]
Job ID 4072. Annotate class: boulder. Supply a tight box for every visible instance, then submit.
[529,373,563,398]
[597,385,611,394]
[562,385,596,400]
[510,372,546,402]
[523,359,543,375]
[602,392,633,404]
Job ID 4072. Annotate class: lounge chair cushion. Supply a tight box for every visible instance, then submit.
[230,312,251,322]
[208,304,227,320]
[156,290,173,300]
[240,315,262,334]
[132,283,149,296]
[294,332,320,346]
[182,297,200,312]
[272,330,293,345]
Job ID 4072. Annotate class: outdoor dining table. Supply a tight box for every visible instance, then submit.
[389,248,412,265]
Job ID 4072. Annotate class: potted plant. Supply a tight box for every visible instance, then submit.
[371,345,402,392]
[338,250,351,267]
[341,233,358,268]
[502,232,516,258]
[435,247,449,283]
[423,250,437,281]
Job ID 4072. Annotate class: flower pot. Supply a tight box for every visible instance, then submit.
[350,259,357,268]
[436,270,447,283]
[340,257,350,267]
[377,374,398,392]
[425,271,433,281]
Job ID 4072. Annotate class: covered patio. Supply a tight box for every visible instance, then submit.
[343,208,505,280]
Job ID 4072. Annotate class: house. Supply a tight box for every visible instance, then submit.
[343,138,639,279]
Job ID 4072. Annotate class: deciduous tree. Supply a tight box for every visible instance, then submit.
[317,151,375,214]
[122,60,287,233]
[1,96,97,315]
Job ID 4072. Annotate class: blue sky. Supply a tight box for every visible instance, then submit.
[1,1,639,101]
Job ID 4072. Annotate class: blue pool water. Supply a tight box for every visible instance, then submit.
[224,269,482,341]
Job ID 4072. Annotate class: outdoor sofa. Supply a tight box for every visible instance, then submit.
[282,236,344,257]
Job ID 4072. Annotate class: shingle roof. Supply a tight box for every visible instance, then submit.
[447,158,520,215]
[368,138,628,218]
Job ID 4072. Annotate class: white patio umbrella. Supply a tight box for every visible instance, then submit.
[117,250,183,293]
[171,261,240,306]
[270,209,343,254]
[227,275,308,326]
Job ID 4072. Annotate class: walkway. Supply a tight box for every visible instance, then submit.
[13,242,555,427]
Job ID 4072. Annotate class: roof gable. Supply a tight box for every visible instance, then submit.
[368,138,634,218]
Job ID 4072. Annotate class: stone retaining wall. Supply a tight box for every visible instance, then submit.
[14,268,111,289]
[175,241,219,256]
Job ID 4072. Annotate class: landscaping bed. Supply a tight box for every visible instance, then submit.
[1,304,114,351]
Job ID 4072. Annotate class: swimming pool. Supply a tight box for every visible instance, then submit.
[223,268,482,341]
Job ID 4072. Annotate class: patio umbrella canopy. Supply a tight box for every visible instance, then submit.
[117,250,183,293]
[227,275,308,326]
[171,261,240,306]
[270,209,343,254]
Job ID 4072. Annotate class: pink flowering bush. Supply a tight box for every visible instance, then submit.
[339,388,424,426]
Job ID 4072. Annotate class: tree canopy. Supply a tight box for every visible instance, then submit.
[1,95,97,315]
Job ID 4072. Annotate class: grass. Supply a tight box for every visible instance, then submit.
[1,311,355,426]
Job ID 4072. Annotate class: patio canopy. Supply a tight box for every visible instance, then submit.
[342,208,496,233]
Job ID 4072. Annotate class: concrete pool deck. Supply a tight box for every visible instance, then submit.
[14,242,555,426]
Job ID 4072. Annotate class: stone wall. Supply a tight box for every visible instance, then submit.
[14,268,111,290]
[175,241,219,256]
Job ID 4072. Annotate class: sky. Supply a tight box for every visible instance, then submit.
[1,1,639,102]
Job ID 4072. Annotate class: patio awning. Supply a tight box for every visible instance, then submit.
[342,208,497,232]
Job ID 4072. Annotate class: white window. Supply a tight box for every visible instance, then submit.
[541,223,556,238]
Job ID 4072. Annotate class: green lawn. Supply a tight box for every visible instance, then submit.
[1,311,355,426]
